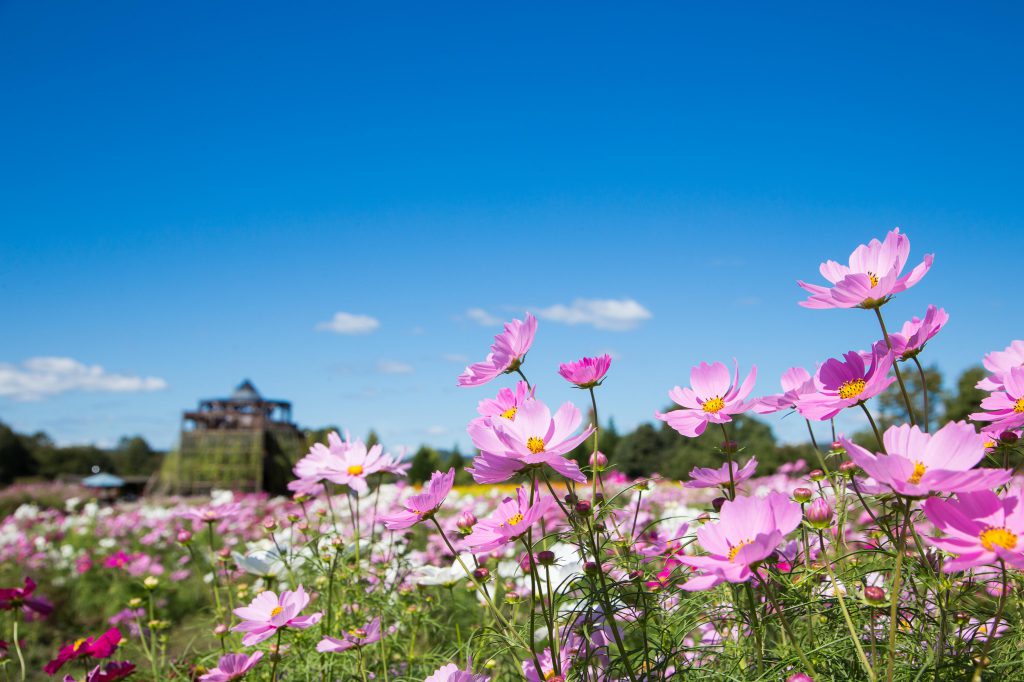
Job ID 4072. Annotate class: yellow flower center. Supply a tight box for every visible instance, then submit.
[985,440,997,449]
[501,406,518,420]
[270,606,284,617]
[348,628,367,639]
[907,461,927,485]
[702,396,725,414]
[347,465,364,476]
[838,378,867,400]
[1014,398,1024,414]
[867,271,879,287]
[526,437,545,454]
[73,638,88,651]
[727,539,752,563]
[506,513,524,527]
[544,672,557,681]
[980,526,1017,552]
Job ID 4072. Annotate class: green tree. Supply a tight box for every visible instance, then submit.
[874,363,945,430]
[110,436,160,476]
[0,421,38,483]
[408,446,441,484]
[943,365,987,423]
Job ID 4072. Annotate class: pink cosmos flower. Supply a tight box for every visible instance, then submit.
[379,468,455,530]
[0,577,53,617]
[922,490,1024,571]
[199,652,263,682]
[655,360,757,437]
[685,457,758,490]
[796,347,895,421]
[288,431,347,496]
[63,661,137,682]
[457,313,537,387]
[977,340,1024,391]
[424,663,490,682]
[231,586,322,646]
[522,647,571,682]
[327,441,389,494]
[679,492,801,591]
[464,488,553,553]
[884,305,948,361]
[971,366,1024,432]
[798,228,934,309]
[842,421,1012,498]
[558,354,612,389]
[183,502,242,525]
[753,367,816,414]
[317,617,382,653]
[471,381,533,428]
[45,628,123,675]
[466,398,593,484]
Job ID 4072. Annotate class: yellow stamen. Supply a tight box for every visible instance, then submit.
[506,512,524,527]
[980,526,1017,552]
[348,628,367,638]
[727,539,752,563]
[907,461,927,485]
[500,406,518,420]
[1014,398,1024,414]
[270,606,284,617]
[544,672,558,681]
[73,638,88,651]
[702,396,725,413]
[526,437,545,454]
[347,465,364,476]
[838,378,867,400]
[867,271,879,287]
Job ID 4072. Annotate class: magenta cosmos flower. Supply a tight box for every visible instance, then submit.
[655,360,757,438]
[317,617,382,653]
[199,652,263,682]
[464,487,552,553]
[841,421,1011,498]
[753,367,816,415]
[884,305,948,361]
[457,313,537,387]
[971,366,1024,433]
[977,340,1024,391]
[798,228,933,309]
[685,457,758,490]
[558,354,612,389]
[64,662,137,682]
[231,586,322,646]
[0,576,53,617]
[922,490,1024,571]
[425,663,490,682]
[796,347,895,421]
[379,468,455,530]
[45,628,123,675]
[680,492,801,591]
[466,397,593,484]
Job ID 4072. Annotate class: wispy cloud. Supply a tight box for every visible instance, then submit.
[465,308,501,326]
[536,298,652,331]
[377,360,414,375]
[0,357,167,401]
[442,353,469,363]
[315,312,380,335]
[425,425,448,436]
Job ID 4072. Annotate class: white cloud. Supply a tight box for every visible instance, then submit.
[442,353,469,363]
[0,357,168,401]
[536,298,652,331]
[465,308,501,326]
[425,425,448,436]
[377,360,414,375]
[315,312,380,335]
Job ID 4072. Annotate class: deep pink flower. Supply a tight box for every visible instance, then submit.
[558,354,612,389]
[796,347,895,421]
[655,360,757,438]
[977,340,1024,391]
[457,313,537,387]
[199,652,263,681]
[0,577,53,617]
[379,468,455,530]
[798,228,933,309]
[971,366,1024,432]
[424,662,490,682]
[843,421,1012,498]
[317,617,382,653]
[231,586,322,646]
[884,305,948,361]
[922,490,1024,571]
[679,492,801,591]
[685,457,758,490]
[464,488,553,553]
[45,628,123,675]
[753,367,816,415]
[467,397,593,484]
[64,661,137,682]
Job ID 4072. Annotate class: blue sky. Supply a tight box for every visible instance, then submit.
[1,2,1022,453]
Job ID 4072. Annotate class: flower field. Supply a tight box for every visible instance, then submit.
[4,228,1024,681]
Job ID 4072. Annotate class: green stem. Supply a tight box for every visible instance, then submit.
[515,367,532,391]
[860,403,887,453]
[11,613,25,682]
[743,581,764,676]
[971,560,1009,682]
[766,582,817,678]
[206,522,223,616]
[719,423,736,500]
[821,541,876,680]
[589,386,600,502]
[911,355,930,433]
[269,628,283,682]
[585,518,639,682]
[874,307,916,427]
[885,501,912,682]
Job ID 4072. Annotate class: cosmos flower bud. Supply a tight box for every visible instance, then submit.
[263,519,278,532]
[287,513,301,523]
[564,493,579,506]
[839,460,858,475]
[711,497,726,512]
[697,513,711,523]
[213,623,228,636]
[793,488,813,504]
[1001,431,1019,444]
[536,550,555,566]
[721,440,739,454]
[590,451,608,468]
[594,492,605,504]
[863,586,887,606]
[176,530,192,544]
[809,469,825,482]
[584,561,600,575]
[806,498,834,529]
[143,576,159,590]
[472,567,490,583]
[456,511,478,534]
[296,521,309,533]
[574,501,592,516]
